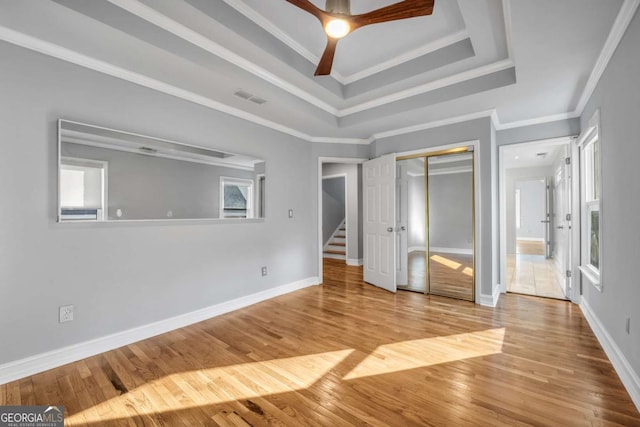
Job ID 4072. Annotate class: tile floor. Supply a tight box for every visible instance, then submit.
[506,253,567,300]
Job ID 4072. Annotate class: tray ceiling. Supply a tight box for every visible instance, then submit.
[0,0,634,143]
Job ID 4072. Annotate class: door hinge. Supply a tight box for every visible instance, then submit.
[566,270,572,278]
[566,213,572,221]
[565,157,571,165]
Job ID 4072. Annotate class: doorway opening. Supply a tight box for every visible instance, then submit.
[395,149,475,302]
[318,158,366,282]
[499,138,573,300]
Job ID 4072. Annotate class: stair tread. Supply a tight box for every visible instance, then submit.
[324,249,346,255]
[330,242,346,246]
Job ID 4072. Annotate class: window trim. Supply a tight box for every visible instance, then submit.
[219,176,254,219]
[59,157,108,221]
[577,109,602,291]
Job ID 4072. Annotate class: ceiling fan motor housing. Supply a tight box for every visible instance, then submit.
[326,0,351,15]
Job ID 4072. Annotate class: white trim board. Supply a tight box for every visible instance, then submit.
[478,285,502,307]
[0,276,320,386]
[346,258,363,266]
[580,298,640,412]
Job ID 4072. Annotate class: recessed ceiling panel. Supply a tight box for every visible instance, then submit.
[236,0,466,78]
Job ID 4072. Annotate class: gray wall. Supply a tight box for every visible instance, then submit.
[515,179,546,241]
[372,117,497,299]
[322,163,362,261]
[578,8,640,381]
[321,176,345,244]
[428,172,474,250]
[497,118,580,146]
[61,142,254,220]
[0,42,317,365]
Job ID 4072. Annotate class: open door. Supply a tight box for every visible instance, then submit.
[553,148,572,298]
[363,154,397,292]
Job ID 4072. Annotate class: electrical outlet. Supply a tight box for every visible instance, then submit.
[626,317,631,334]
[59,305,74,323]
[261,266,268,277]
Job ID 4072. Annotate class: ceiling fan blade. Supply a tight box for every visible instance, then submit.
[351,0,434,29]
[315,37,339,76]
[285,0,326,22]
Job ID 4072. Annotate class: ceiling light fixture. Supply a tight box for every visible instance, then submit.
[325,18,350,38]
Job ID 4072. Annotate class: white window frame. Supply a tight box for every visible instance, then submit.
[219,177,254,219]
[577,110,602,290]
[59,157,108,221]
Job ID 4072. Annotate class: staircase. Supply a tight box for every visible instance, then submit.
[324,220,346,261]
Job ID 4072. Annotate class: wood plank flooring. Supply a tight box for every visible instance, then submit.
[516,239,546,256]
[1,259,638,426]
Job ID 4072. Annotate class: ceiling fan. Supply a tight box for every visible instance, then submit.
[285,0,435,76]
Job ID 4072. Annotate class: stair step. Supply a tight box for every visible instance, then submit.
[324,249,346,255]
[330,242,346,247]
[334,234,346,238]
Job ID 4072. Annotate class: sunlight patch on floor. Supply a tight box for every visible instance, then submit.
[343,328,505,380]
[65,349,353,425]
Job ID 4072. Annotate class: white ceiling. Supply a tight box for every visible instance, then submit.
[0,0,636,143]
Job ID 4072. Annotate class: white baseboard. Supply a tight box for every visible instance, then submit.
[408,246,425,253]
[580,298,640,412]
[516,237,545,242]
[0,276,320,386]
[478,285,501,307]
[346,258,363,266]
[430,247,473,255]
[323,253,346,260]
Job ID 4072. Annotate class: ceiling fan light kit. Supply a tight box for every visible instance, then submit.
[286,0,435,76]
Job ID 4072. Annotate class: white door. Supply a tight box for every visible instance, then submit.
[544,177,552,258]
[363,154,397,292]
[553,150,572,298]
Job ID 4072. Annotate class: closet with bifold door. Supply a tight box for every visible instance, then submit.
[395,148,475,301]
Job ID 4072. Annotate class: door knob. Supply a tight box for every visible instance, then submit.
[541,220,550,223]
[387,227,393,232]
[400,226,406,231]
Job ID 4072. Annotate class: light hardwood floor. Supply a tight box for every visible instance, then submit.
[1,259,637,426]
[516,239,546,256]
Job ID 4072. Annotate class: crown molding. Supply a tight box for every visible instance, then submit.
[334,30,470,85]
[0,26,582,146]
[310,136,373,145]
[1,0,634,146]
[339,59,514,117]
[502,0,514,60]
[0,25,330,144]
[494,111,580,131]
[574,0,640,114]
[372,110,496,140]
[107,0,340,116]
